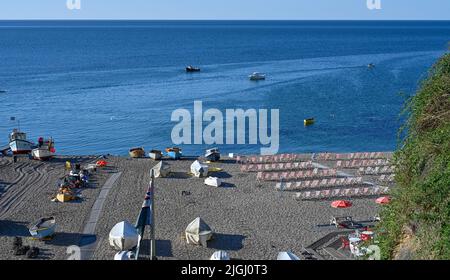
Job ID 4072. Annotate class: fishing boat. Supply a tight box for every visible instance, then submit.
[166,147,182,160]
[29,217,56,239]
[186,65,201,72]
[9,129,34,155]
[249,72,266,81]
[205,148,220,162]
[304,118,315,126]
[31,137,55,161]
[129,147,145,158]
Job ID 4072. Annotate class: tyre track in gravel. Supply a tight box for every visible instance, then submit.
[0,162,46,218]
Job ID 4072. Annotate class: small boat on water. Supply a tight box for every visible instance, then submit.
[368,63,375,68]
[304,118,315,126]
[29,217,56,239]
[129,147,145,158]
[9,129,34,155]
[249,72,266,81]
[31,137,55,161]
[186,65,201,72]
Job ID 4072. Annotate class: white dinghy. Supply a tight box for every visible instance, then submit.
[205,176,222,187]
[109,221,139,251]
[277,251,301,260]
[210,250,230,260]
[191,160,209,178]
[185,217,213,247]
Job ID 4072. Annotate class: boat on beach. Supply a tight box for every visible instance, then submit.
[9,129,34,155]
[129,147,145,158]
[249,72,266,81]
[29,217,56,239]
[31,137,55,160]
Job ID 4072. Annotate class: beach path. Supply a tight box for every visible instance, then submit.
[79,171,123,260]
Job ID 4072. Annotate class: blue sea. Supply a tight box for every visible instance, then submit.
[0,21,449,156]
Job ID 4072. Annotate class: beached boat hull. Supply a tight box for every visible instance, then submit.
[9,139,33,155]
[32,148,55,161]
[129,148,145,158]
[29,217,56,239]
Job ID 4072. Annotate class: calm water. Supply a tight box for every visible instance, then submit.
[0,21,449,155]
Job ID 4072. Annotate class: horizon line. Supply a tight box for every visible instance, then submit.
[1,19,450,21]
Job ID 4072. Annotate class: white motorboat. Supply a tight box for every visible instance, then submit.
[9,129,34,155]
[31,137,55,161]
[249,72,266,81]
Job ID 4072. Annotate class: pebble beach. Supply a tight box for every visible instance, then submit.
[0,152,393,260]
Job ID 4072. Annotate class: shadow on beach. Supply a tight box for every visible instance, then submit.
[0,220,30,237]
[209,233,246,251]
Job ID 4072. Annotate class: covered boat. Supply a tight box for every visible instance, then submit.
[249,72,266,81]
[205,176,222,187]
[186,65,201,72]
[114,251,136,260]
[9,129,34,155]
[205,148,220,162]
[129,147,145,158]
[152,161,170,178]
[109,221,139,251]
[32,137,55,160]
[185,217,213,247]
[277,251,301,260]
[29,217,56,239]
[191,160,209,178]
[210,250,230,260]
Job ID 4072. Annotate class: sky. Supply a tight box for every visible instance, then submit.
[0,0,449,20]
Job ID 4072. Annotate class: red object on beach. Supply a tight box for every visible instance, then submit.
[96,160,108,167]
[375,196,391,205]
[331,200,352,208]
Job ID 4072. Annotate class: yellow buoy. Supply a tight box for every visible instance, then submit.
[304,118,315,126]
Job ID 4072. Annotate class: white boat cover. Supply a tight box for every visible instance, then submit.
[152,161,170,178]
[277,251,301,260]
[114,251,135,260]
[191,160,209,178]
[205,176,222,187]
[185,217,213,246]
[109,221,139,251]
[210,250,230,260]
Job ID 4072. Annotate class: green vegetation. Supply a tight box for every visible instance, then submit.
[377,53,450,260]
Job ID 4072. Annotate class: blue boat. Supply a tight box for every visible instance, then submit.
[166,147,182,160]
